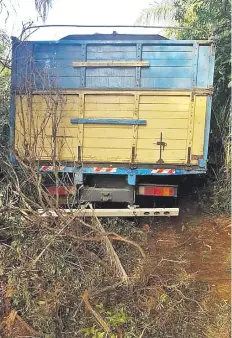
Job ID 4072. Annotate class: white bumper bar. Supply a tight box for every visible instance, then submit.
[38,208,179,217]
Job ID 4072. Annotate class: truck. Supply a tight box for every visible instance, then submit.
[10,26,215,217]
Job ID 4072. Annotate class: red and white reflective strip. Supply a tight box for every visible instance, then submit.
[41,166,65,171]
[151,169,175,174]
[94,167,117,173]
[46,185,76,195]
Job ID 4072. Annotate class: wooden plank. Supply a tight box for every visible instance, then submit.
[82,148,130,162]
[137,139,187,150]
[85,95,134,103]
[137,129,188,139]
[139,111,189,119]
[84,111,133,118]
[145,119,189,129]
[85,102,134,111]
[84,138,132,149]
[72,61,150,67]
[80,127,132,139]
[139,95,190,104]
[191,96,207,158]
[139,103,189,112]
[136,149,187,163]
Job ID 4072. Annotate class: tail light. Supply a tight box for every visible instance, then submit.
[138,185,177,197]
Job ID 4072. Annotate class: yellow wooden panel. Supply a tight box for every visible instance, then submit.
[136,149,186,163]
[191,96,207,160]
[85,95,134,104]
[84,111,133,118]
[139,111,189,119]
[145,119,189,129]
[140,95,190,104]
[139,103,189,112]
[32,95,79,111]
[85,103,134,111]
[83,127,132,139]
[82,148,130,162]
[57,126,83,137]
[15,91,206,165]
[137,129,188,140]
[137,139,187,150]
[83,138,132,149]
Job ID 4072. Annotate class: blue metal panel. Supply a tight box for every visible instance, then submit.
[148,59,192,67]
[142,67,192,78]
[142,45,193,52]
[80,44,87,87]
[86,76,136,88]
[10,38,17,163]
[197,46,210,88]
[13,38,214,91]
[70,118,147,125]
[192,43,199,88]
[86,68,135,77]
[203,96,213,164]
[208,47,215,87]
[142,51,192,60]
[87,52,136,61]
[34,77,81,89]
[34,62,81,77]
[141,78,192,89]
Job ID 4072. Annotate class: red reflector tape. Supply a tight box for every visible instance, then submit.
[139,186,175,197]
[46,186,75,196]
[41,166,65,171]
[94,167,117,172]
[151,169,175,174]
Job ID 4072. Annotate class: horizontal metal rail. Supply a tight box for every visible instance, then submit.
[22,24,192,32]
[38,208,179,217]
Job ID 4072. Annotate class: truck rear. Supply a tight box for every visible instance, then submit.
[11,31,215,216]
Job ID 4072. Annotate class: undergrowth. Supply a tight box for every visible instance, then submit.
[0,205,230,337]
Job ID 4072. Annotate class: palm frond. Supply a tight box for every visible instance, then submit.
[35,0,53,22]
[135,0,176,25]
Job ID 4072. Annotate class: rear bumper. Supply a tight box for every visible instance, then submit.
[38,207,179,217]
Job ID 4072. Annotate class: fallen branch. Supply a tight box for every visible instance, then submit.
[82,289,110,333]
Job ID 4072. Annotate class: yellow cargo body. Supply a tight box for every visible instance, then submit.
[15,90,207,166]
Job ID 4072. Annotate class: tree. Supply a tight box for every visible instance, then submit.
[34,0,53,22]
[0,0,53,22]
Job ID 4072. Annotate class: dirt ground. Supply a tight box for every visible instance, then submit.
[1,207,231,337]
[140,207,231,337]
[145,211,230,301]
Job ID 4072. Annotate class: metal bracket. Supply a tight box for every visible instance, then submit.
[156,141,167,150]
[155,132,167,164]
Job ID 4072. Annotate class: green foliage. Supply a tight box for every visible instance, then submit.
[82,304,131,338]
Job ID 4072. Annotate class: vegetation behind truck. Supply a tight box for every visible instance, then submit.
[11,31,215,216]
